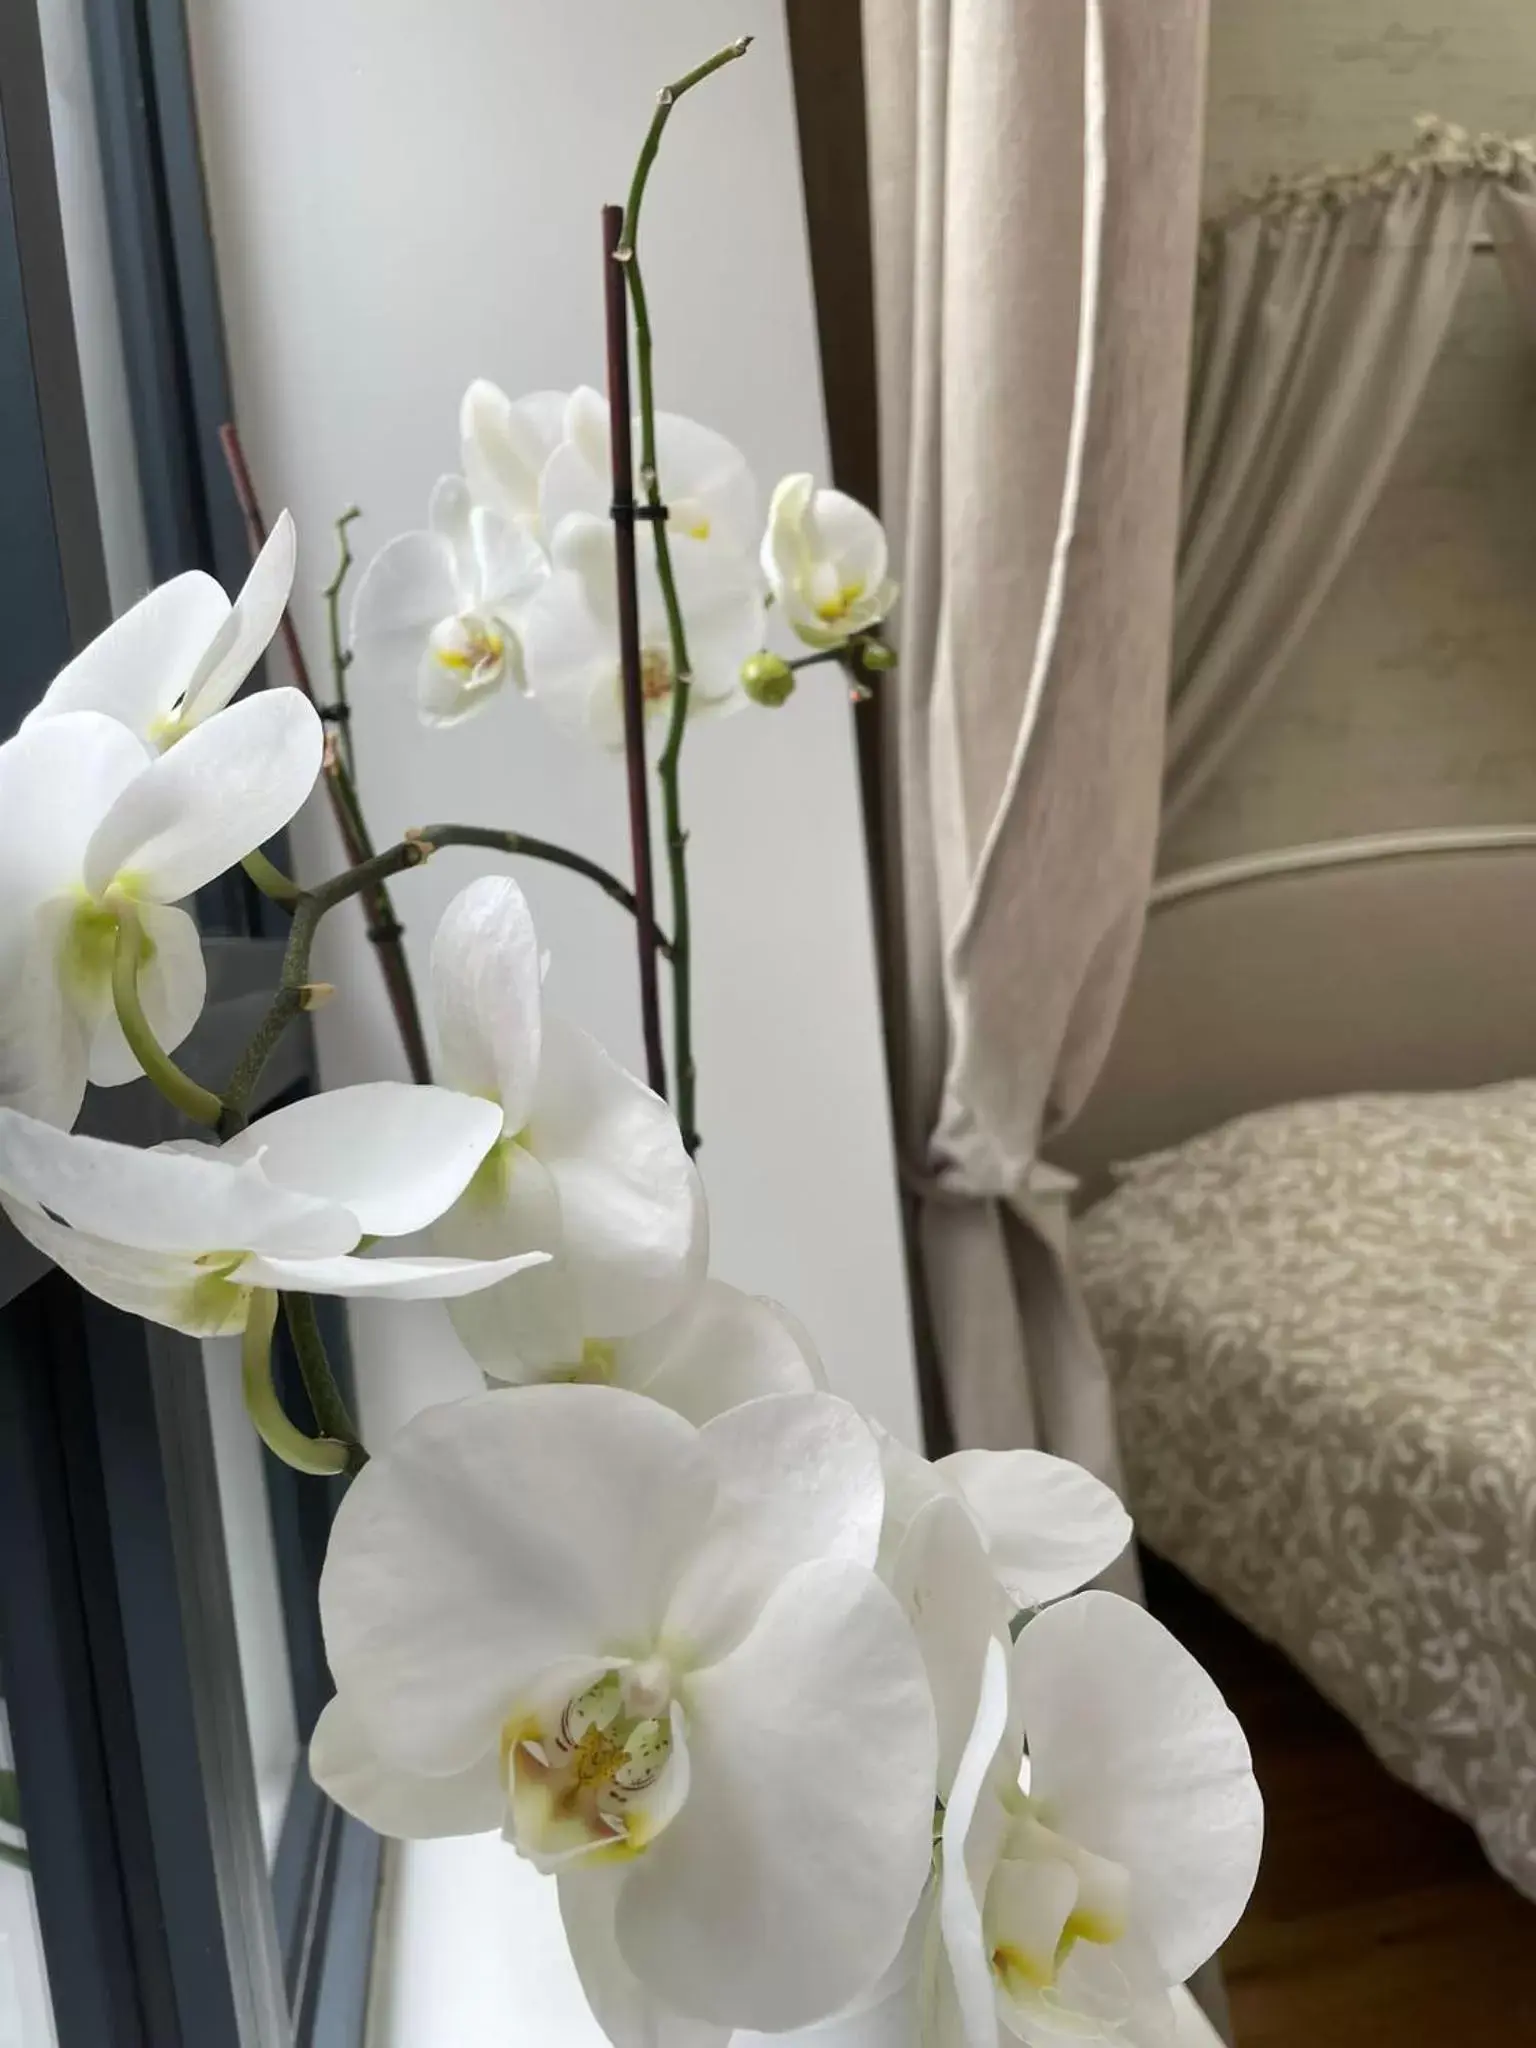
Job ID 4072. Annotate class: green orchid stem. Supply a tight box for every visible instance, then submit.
[109,903,223,1126]
[323,507,362,782]
[241,1290,350,1477]
[242,847,302,905]
[419,825,675,956]
[219,824,673,1139]
[281,1290,366,1471]
[221,836,432,1133]
[619,37,750,1156]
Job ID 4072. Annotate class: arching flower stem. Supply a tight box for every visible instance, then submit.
[619,36,753,1156]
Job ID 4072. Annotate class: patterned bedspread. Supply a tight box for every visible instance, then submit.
[1075,1081,1536,1899]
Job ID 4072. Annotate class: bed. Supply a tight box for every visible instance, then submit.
[1052,830,1536,1902]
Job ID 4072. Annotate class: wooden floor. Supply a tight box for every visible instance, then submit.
[1144,1558,1536,2047]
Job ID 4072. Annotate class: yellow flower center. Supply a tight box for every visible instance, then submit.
[56,889,155,1013]
[181,1252,254,1335]
[430,614,508,692]
[505,1667,680,1870]
[813,579,866,625]
[984,1806,1131,2002]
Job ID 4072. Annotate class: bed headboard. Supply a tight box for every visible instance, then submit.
[1051,828,1536,1185]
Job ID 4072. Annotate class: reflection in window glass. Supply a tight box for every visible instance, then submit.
[202,1342,301,1866]
[0,1692,57,2048]
[37,0,152,611]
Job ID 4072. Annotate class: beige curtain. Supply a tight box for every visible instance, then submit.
[1164,176,1486,828]
[862,0,1207,1468]
[1489,181,1536,333]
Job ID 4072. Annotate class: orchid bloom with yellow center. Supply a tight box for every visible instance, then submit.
[762,472,898,651]
[349,476,548,728]
[310,1383,938,2039]
[0,1083,548,1338]
[535,385,762,557]
[425,875,707,1377]
[0,691,321,1129]
[930,1603,1263,2048]
[520,513,764,750]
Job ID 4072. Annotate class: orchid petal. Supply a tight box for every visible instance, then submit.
[613,1280,822,1425]
[0,712,150,905]
[86,901,207,1086]
[890,1492,1012,1797]
[350,530,460,699]
[809,489,890,592]
[537,437,608,541]
[241,1246,549,1299]
[940,1635,1015,2048]
[938,1449,1132,1609]
[1012,1593,1263,1986]
[0,1108,357,1256]
[310,1695,504,1839]
[26,575,230,740]
[988,1856,1080,2007]
[0,1201,242,1336]
[651,413,758,554]
[532,1017,700,1336]
[435,1144,582,1376]
[658,542,764,711]
[0,903,91,1128]
[560,1869,731,2048]
[428,477,479,602]
[617,1558,936,2032]
[461,381,567,531]
[83,688,322,903]
[430,874,542,1123]
[219,1083,503,1237]
[180,511,296,725]
[471,506,548,620]
[663,1393,886,1663]
[318,1385,717,1775]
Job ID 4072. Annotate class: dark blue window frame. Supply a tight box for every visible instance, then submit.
[0,2,379,2041]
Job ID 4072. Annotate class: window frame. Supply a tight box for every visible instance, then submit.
[0,2,380,2041]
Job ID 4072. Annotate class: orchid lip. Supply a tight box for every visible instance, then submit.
[504,1664,688,1872]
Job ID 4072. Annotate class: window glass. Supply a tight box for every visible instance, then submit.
[36,0,152,611]
[201,1341,302,1866]
[0,1690,57,2048]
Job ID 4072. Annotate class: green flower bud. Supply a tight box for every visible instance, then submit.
[859,640,897,672]
[740,651,796,708]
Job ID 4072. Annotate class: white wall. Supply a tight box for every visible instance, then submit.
[184,0,918,1442]
[185,5,919,2039]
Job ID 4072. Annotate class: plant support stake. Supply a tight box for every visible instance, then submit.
[603,201,669,1101]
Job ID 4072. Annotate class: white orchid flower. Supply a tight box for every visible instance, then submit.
[311,1382,938,2035]
[26,514,297,751]
[762,474,898,650]
[0,696,321,1128]
[548,1276,823,1423]
[522,514,765,748]
[539,386,761,556]
[0,1084,548,1337]
[877,1429,1133,1612]
[460,380,569,538]
[349,478,549,728]
[933,1598,1263,2048]
[874,1432,1131,1796]
[427,874,702,1368]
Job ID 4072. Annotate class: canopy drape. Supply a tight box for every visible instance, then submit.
[861,0,1207,1470]
[1164,174,1488,828]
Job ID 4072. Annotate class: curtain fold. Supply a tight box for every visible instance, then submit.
[863,0,1207,1470]
[1489,181,1536,334]
[1163,176,1487,829]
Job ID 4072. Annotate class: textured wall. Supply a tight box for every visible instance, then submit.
[1164,1,1536,871]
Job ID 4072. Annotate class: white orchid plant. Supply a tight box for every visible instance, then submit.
[0,37,1261,2048]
